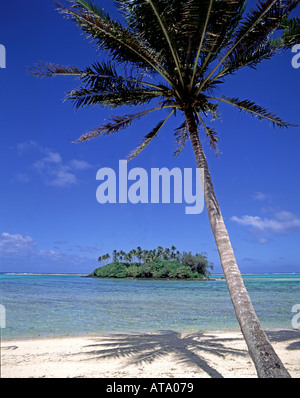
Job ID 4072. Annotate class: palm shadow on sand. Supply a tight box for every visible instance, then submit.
[266,329,300,351]
[78,331,249,378]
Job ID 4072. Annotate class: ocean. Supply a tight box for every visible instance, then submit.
[0,273,299,339]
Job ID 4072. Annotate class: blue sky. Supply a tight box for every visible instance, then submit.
[0,0,300,274]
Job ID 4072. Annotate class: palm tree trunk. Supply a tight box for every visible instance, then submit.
[184,107,290,378]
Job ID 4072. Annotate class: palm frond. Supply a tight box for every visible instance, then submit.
[71,0,111,20]
[189,0,214,89]
[218,41,277,76]
[208,96,293,128]
[197,0,299,95]
[173,122,189,157]
[205,101,222,122]
[56,1,175,88]
[116,0,186,90]
[68,87,163,108]
[81,60,170,91]
[116,1,184,59]
[275,16,300,48]
[68,0,111,21]
[231,0,299,49]
[30,60,168,93]
[75,114,140,142]
[196,0,247,77]
[146,0,184,88]
[218,1,300,76]
[75,105,174,142]
[128,109,174,160]
[29,62,81,77]
[30,59,165,109]
[197,112,219,156]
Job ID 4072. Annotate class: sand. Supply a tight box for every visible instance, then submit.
[1,329,299,378]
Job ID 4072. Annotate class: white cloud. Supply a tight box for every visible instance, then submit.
[0,232,98,272]
[47,166,78,187]
[231,211,300,235]
[33,151,62,171]
[43,151,62,164]
[16,141,92,188]
[252,192,270,201]
[258,238,269,244]
[0,233,36,254]
[16,140,40,154]
[69,159,92,171]
[33,153,77,187]
[275,210,299,223]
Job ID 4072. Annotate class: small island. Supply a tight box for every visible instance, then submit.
[89,246,213,279]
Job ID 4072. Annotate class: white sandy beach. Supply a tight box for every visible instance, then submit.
[1,329,299,378]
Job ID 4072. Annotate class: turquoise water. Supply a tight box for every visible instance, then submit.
[0,273,299,339]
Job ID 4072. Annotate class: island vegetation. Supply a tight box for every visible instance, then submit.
[90,246,213,279]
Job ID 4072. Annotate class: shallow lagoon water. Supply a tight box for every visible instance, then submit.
[0,273,299,339]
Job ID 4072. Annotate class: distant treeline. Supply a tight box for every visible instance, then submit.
[90,246,213,279]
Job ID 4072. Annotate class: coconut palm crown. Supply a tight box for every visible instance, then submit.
[32,0,299,155]
[31,0,300,378]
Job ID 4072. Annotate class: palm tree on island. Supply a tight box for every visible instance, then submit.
[31,0,300,378]
[97,253,110,265]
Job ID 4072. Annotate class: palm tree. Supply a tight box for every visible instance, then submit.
[124,252,132,264]
[31,0,300,377]
[119,249,125,262]
[112,249,118,263]
[148,248,156,261]
[129,249,136,263]
[99,253,110,264]
[170,245,177,260]
[175,250,181,262]
[136,246,143,264]
[163,247,170,260]
[156,245,164,260]
[141,249,149,263]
